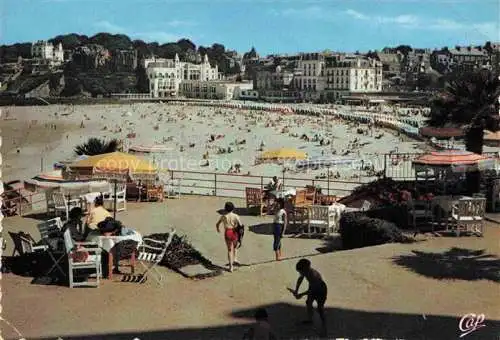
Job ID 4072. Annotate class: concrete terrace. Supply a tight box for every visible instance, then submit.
[2,196,500,339]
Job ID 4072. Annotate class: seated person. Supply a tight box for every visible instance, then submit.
[85,195,111,236]
[264,176,282,200]
[1,199,17,217]
[61,207,86,242]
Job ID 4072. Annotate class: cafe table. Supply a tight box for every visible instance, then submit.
[269,188,297,199]
[86,229,143,280]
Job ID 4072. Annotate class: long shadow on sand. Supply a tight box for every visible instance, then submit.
[216,207,267,217]
[29,302,499,340]
[393,247,500,282]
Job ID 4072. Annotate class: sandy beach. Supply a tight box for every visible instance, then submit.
[1,103,431,186]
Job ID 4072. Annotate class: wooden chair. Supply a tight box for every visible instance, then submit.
[320,195,337,205]
[245,187,265,216]
[407,197,433,234]
[305,186,317,204]
[294,189,309,208]
[284,198,308,234]
[146,185,164,202]
[451,197,486,236]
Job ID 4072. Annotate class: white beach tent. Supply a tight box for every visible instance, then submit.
[24,169,109,192]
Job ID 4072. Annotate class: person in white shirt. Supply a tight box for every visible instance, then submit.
[273,198,287,261]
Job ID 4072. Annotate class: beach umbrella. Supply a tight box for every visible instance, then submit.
[68,152,158,217]
[412,150,496,194]
[257,148,307,163]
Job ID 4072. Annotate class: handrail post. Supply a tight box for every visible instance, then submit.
[383,153,387,178]
[214,173,217,196]
[18,196,22,216]
[260,176,263,192]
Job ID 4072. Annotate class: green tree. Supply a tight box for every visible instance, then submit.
[74,138,120,156]
[428,69,500,193]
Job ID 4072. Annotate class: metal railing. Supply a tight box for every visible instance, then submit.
[169,169,368,199]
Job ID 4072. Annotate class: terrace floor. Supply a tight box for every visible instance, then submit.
[2,196,500,339]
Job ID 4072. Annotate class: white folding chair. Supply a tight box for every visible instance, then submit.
[52,192,81,221]
[451,198,486,236]
[37,217,66,277]
[137,229,175,285]
[104,184,127,212]
[307,206,330,236]
[63,229,102,288]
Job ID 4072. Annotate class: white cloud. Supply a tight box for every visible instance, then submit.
[92,20,193,43]
[167,20,196,27]
[134,31,187,43]
[345,9,368,20]
[93,20,126,33]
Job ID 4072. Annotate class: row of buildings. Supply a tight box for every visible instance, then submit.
[252,52,383,102]
[3,40,498,102]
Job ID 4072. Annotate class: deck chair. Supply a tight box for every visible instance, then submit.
[245,187,265,216]
[37,217,66,277]
[137,229,175,285]
[9,231,48,256]
[63,229,102,288]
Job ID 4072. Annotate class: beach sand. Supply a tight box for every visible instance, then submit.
[2,103,429,195]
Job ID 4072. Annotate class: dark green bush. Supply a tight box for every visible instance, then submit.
[366,205,410,229]
[339,212,409,250]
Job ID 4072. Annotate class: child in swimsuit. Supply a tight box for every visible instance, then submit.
[293,258,328,337]
[216,201,242,272]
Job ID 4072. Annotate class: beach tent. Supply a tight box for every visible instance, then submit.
[128,144,172,153]
[24,169,108,192]
[256,148,307,164]
[484,131,500,147]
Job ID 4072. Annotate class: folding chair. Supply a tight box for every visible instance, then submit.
[136,229,175,285]
[37,217,66,277]
[9,231,48,256]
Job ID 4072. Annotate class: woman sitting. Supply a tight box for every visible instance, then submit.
[61,207,86,242]
[84,195,111,237]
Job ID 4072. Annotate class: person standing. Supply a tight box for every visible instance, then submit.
[273,198,287,261]
[216,202,242,272]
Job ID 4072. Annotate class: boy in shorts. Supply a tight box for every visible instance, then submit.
[293,258,327,336]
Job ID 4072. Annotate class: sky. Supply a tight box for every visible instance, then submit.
[1,0,499,55]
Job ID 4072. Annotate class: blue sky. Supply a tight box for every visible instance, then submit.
[1,0,499,54]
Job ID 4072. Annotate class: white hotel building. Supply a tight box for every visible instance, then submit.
[144,54,220,97]
[293,53,327,101]
[324,55,383,101]
[31,40,64,64]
